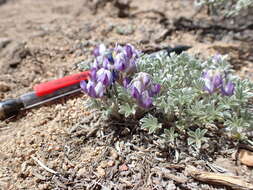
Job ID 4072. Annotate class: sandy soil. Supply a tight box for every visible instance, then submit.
[0,0,253,189]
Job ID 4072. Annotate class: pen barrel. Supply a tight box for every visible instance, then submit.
[34,71,90,96]
[20,83,81,109]
[0,99,24,120]
[0,83,82,120]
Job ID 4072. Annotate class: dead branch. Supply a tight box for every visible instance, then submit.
[186,165,253,190]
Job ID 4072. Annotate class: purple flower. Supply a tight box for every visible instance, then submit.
[82,43,144,100]
[124,44,140,59]
[201,69,236,96]
[131,80,143,93]
[212,54,222,63]
[93,44,106,57]
[221,81,235,96]
[123,77,131,88]
[107,53,114,64]
[124,44,133,58]
[202,70,223,94]
[80,80,87,92]
[138,72,151,87]
[94,82,105,98]
[96,68,113,86]
[114,53,127,71]
[80,80,105,98]
[139,91,153,108]
[102,57,113,70]
[125,59,137,74]
[149,84,161,97]
[113,44,139,73]
[131,87,141,99]
[127,72,160,108]
[80,80,95,97]
[91,59,100,70]
[90,68,97,81]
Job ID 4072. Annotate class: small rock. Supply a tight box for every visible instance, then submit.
[119,164,128,171]
[7,42,30,68]
[0,82,10,92]
[100,160,108,168]
[110,149,119,159]
[0,38,11,49]
[38,183,49,190]
[107,160,115,167]
[96,167,106,177]
[77,167,87,177]
[238,149,253,167]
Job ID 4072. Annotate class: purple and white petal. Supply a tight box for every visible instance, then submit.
[95,82,105,98]
[149,84,161,97]
[131,80,143,94]
[131,87,141,99]
[114,53,127,71]
[90,68,97,81]
[96,68,113,86]
[212,54,222,63]
[80,80,87,93]
[212,74,223,89]
[138,72,151,87]
[93,44,106,57]
[202,70,222,94]
[221,81,235,96]
[123,77,131,88]
[124,44,133,59]
[139,91,153,108]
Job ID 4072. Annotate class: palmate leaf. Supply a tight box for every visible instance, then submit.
[140,114,162,134]
[119,103,137,118]
[85,98,101,110]
[163,127,179,144]
[187,128,208,150]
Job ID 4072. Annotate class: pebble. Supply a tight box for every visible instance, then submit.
[77,167,87,177]
[0,82,10,92]
[38,183,49,190]
[119,164,128,171]
[96,166,106,177]
[238,149,253,167]
[0,37,11,49]
[107,160,115,167]
[110,149,119,159]
[99,160,108,168]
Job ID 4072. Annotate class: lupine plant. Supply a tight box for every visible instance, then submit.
[79,44,253,152]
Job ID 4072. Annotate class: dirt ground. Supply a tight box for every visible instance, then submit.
[0,0,253,189]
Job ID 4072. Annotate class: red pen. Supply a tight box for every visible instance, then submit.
[0,71,90,120]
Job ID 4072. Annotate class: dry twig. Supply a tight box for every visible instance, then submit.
[31,156,58,175]
[186,165,253,190]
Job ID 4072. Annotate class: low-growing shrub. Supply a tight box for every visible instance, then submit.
[79,44,253,152]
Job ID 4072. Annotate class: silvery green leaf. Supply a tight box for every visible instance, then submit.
[187,128,208,150]
[140,114,162,134]
[163,127,178,144]
[85,98,101,110]
[119,103,137,117]
[77,59,92,70]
